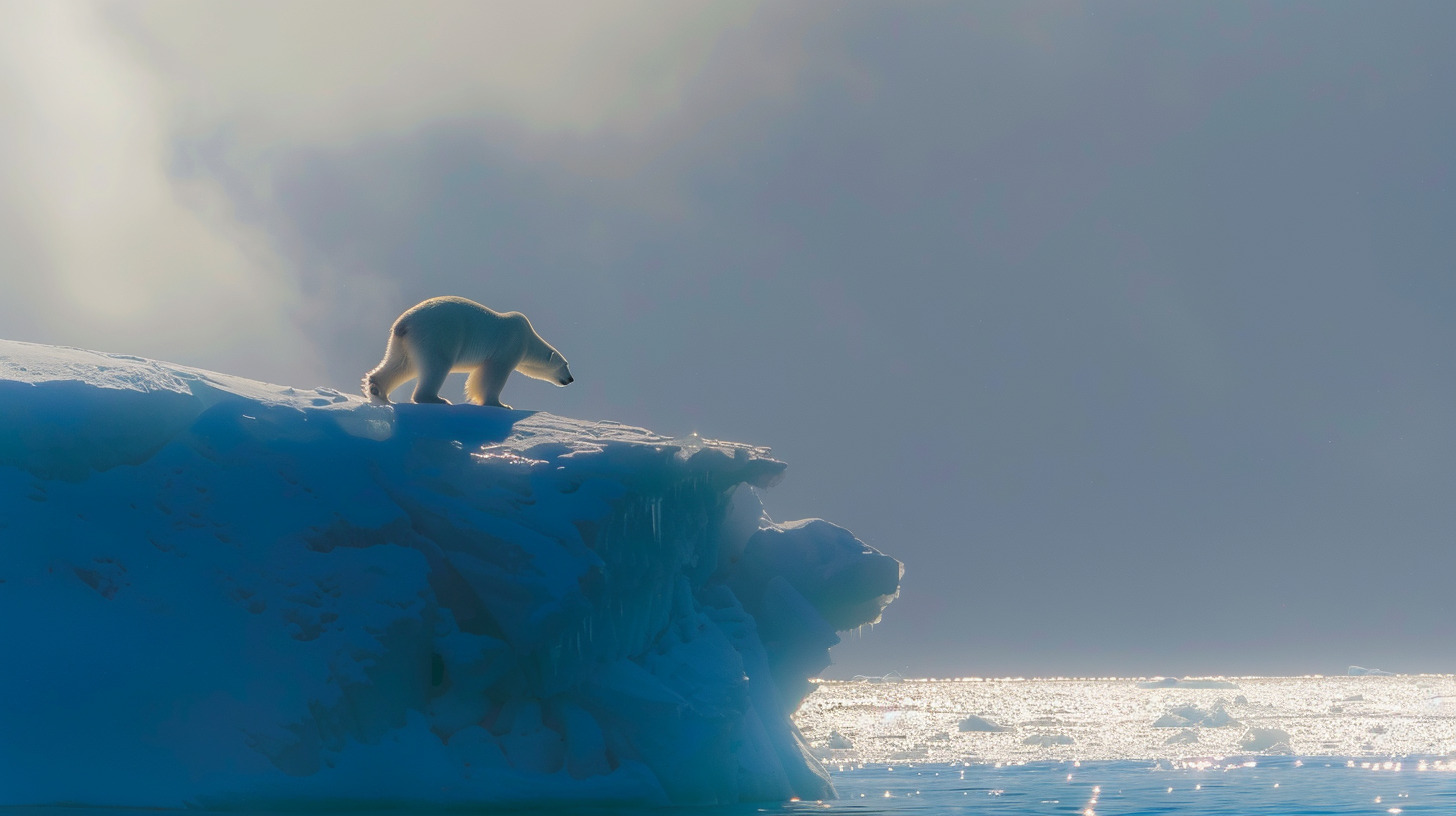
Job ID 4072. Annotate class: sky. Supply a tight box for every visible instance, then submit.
[3,0,1455,678]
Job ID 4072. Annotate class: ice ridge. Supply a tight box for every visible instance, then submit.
[0,339,901,808]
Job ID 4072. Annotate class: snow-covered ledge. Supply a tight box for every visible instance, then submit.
[0,340,901,808]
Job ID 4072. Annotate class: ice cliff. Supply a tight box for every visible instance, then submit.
[0,340,901,808]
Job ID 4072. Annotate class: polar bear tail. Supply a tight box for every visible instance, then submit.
[362,327,413,404]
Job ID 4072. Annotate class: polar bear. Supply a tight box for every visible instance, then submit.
[363,296,573,409]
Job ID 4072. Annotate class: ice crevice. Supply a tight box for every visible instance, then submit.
[0,339,901,808]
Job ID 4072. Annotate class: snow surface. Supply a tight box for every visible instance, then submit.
[0,339,901,808]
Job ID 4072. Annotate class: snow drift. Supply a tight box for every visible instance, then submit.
[0,340,901,808]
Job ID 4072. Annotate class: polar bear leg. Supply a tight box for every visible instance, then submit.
[466,362,513,409]
[410,355,453,404]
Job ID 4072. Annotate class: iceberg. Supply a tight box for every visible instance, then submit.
[1348,665,1395,677]
[0,340,901,808]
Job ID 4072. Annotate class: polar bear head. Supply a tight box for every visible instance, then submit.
[519,348,574,386]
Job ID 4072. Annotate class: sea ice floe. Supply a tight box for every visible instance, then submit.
[1164,729,1200,745]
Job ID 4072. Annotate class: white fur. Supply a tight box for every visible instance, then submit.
[363,296,573,409]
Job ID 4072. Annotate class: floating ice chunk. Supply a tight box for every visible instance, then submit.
[1199,703,1238,728]
[959,715,1013,733]
[1239,727,1293,753]
[1348,665,1395,676]
[1152,703,1236,728]
[1165,729,1200,745]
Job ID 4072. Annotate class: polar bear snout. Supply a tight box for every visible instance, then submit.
[363,374,391,404]
[548,353,574,386]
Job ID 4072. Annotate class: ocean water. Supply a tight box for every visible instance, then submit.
[8,761,1454,816]
[796,675,1456,763]
[5,677,1453,815]
[794,757,1456,814]
[781,674,1456,814]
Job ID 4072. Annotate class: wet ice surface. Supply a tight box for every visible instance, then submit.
[797,675,1456,763]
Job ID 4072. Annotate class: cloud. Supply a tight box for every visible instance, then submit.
[1,0,827,386]
[107,0,768,144]
[0,0,316,383]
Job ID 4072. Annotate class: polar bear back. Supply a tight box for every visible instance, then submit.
[394,296,550,369]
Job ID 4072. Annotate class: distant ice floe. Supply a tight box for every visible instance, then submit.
[1137,677,1240,689]
[850,671,905,684]
[1348,666,1395,676]
[0,340,902,808]
[957,715,1012,733]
